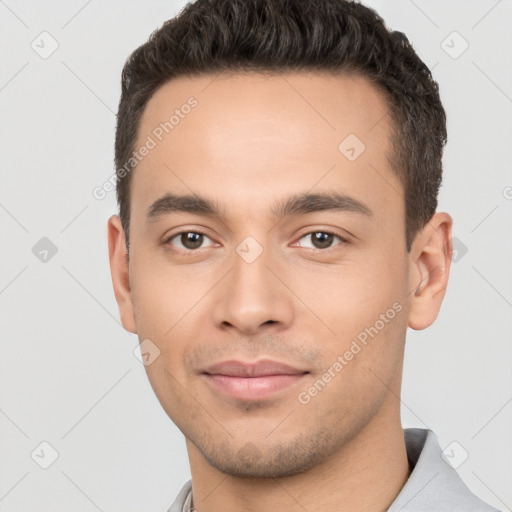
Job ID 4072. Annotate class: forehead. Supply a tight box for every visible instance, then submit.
[139,70,391,149]
[131,71,401,225]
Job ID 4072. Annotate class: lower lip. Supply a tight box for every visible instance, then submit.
[203,374,306,400]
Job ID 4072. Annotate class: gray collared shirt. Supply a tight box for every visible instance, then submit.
[167,428,501,512]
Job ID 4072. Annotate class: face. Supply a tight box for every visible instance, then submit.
[108,71,451,478]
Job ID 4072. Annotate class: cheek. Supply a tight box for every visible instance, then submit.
[129,249,202,339]
[288,247,409,387]
[294,295,406,426]
[292,253,406,332]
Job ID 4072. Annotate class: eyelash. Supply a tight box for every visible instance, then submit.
[164,229,348,253]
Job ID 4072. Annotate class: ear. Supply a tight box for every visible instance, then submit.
[107,215,137,334]
[408,212,453,330]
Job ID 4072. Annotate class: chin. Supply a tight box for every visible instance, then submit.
[197,436,325,479]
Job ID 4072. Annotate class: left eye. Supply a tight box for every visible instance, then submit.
[296,231,345,250]
[166,231,215,251]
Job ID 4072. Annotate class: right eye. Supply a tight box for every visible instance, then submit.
[165,231,217,252]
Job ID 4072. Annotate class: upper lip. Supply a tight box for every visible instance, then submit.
[202,359,308,377]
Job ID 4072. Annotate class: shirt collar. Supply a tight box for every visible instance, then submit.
[389,428,498,511]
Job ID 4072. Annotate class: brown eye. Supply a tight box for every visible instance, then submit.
[166,231,214,251]
[181,232,203,249]
[297,231,345,250]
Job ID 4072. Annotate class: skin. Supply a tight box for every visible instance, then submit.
[108,71,453,512]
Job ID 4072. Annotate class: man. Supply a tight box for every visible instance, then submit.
[107,0,500,511]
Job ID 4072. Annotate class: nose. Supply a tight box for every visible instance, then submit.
[211,241,294,336]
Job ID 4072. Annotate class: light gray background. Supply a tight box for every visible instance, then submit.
[1,0,511,511]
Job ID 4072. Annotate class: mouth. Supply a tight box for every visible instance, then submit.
[201,359,309,401]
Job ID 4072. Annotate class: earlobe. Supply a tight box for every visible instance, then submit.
[408,212,453,330]
[107,215,137,334]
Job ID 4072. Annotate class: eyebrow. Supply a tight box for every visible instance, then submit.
[146,191,373,223]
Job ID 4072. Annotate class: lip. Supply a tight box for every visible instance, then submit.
[202,359,308,401]
[203,359,307,377]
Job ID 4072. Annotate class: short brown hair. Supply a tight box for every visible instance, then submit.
[115,0,447,252]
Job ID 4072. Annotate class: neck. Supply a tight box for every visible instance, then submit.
[185,395,410,512]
